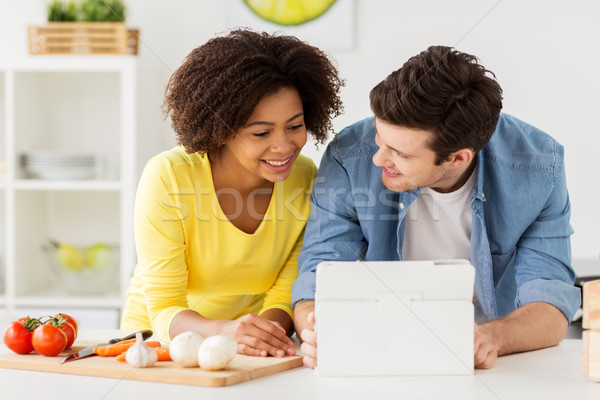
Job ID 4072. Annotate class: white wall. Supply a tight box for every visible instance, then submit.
[1,0,598,260]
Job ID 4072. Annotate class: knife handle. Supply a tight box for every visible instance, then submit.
[108,329,154,344]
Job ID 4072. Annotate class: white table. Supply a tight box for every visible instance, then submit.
[1,329,599,400]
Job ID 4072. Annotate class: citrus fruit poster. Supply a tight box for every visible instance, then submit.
[228,0,354,51]
[243,0,338,26]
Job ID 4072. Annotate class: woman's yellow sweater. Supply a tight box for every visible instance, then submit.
[120,146,316,341]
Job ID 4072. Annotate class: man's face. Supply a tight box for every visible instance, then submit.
[372,118,456,193]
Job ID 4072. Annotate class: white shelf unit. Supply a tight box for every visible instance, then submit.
[0,57,136,328]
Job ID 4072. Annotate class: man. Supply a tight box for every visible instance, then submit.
[291,46,581,369]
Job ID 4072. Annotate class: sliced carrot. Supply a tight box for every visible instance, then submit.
[155,347,171,362]
[93,339,135,356]
[115,346,171,362]
[93,340,161,357]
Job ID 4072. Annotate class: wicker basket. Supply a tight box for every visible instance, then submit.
[28,22,139,55]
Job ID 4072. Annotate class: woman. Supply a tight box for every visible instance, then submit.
[120,29,343,358]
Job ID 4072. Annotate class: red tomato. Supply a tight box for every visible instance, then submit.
[58,321,76,349]
[54,313,78,335]
[3,321,35,354]
[32,325,67,356]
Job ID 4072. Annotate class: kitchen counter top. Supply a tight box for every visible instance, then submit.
[1,329,599,400]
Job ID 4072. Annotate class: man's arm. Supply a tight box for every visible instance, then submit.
[291,138,367,311]
[509,143,580,322]
[290,123,375,367]
[474,302,568,369]
[474,141,578,369]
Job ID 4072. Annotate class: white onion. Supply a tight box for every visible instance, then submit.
[169,331,205,367]
[197,335,237,371]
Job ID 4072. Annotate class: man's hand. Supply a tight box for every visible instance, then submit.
[474,323,498,369]
[293,300,317,368]
[300,311,317,368]
[473,302,568,369]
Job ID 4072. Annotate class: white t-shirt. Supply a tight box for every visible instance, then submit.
[402,167,487,323]
[402,167,477,261]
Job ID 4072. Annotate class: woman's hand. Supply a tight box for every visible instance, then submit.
[223,313,295,357]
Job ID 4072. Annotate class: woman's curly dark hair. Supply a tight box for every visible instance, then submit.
[163,28,344,154]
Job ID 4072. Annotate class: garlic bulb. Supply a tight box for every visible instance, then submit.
[125,332,157,368]
[198,335,237,371]
[169,331,205,367]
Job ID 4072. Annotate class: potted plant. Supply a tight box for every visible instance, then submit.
[80,0,126,22]
[47,0,78,21]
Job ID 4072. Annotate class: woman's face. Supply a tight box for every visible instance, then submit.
[221,87,307,184]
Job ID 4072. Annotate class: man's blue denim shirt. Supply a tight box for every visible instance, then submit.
[292,114,581,322]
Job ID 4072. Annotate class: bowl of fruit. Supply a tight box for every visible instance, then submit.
[43,240,119,295]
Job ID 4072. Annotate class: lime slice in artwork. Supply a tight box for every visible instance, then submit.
[243,0,338,26]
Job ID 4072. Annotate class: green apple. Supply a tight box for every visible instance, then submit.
[85,242,114,271]
[56,243,84,271]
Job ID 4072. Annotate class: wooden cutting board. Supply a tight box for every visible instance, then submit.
[0,341,303,387]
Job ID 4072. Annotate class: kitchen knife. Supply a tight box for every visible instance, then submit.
[59,329,154,364]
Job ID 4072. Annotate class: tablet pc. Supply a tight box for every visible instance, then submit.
[315,260,475,376]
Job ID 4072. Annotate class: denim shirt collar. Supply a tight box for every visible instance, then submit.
[472,152,486,203]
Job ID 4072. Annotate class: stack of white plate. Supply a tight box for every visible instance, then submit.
[21,151,100,180]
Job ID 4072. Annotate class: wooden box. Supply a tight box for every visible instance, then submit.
[28,23,139,55]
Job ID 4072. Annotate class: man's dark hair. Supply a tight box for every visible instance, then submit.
[163,28,344,154]
[369,46,503,165]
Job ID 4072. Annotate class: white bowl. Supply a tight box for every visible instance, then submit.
[42,242,119,296]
